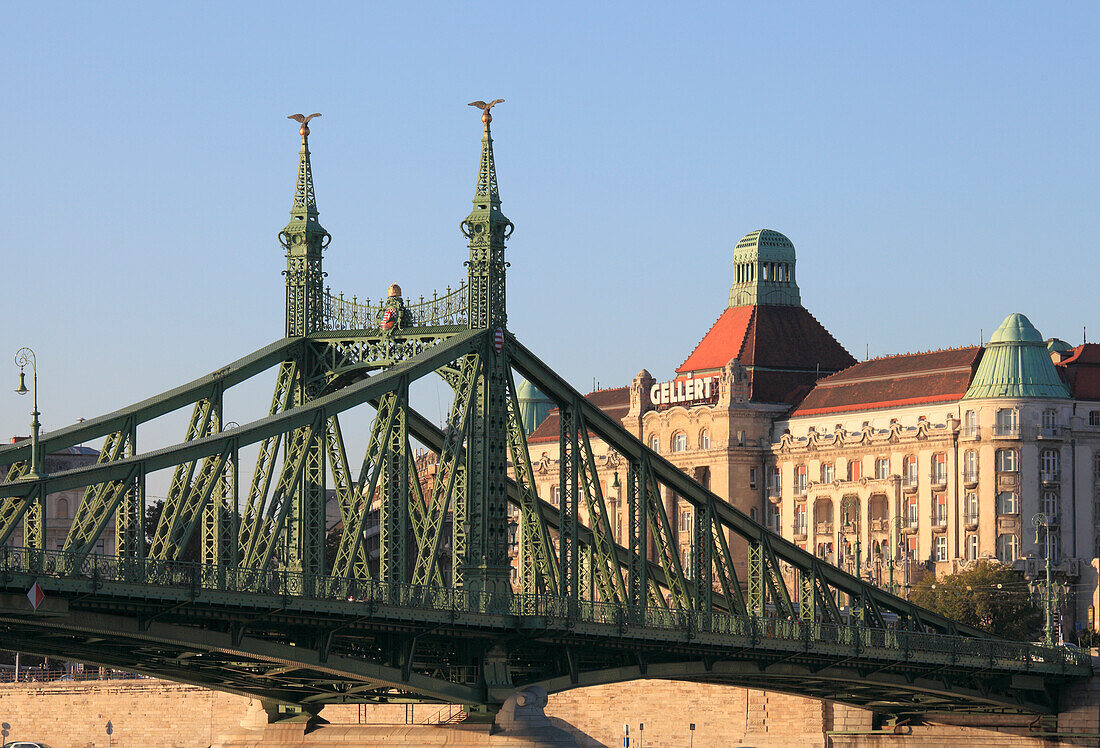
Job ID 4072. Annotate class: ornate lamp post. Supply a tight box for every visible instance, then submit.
[1031,513,1061,646]
[14,347,42,480]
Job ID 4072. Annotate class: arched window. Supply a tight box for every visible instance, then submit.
[931,452,947,484]
[996,491,1019,515]
[995,408,1018,436]
[820,461,835,483]
[699,429,710,449]
[996,449,1018,472]
[649,435,660,453]
[902,455,918,487]
[672,432,688,452]
[964,450,978,482]
[966,491,979,523]
[795,464,808,495]
[875,457,889,480]
[997,533,1019,564]
[551,485,560,506]
[964,409,978,437]
[55,497,69,519]
[847,459,861,482]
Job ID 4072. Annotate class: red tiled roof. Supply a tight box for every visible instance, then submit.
[1056,343,1100,400]
[676,306,755,374]
[528,386,630,444]
[677,305,855,405]
[792,346,982,416]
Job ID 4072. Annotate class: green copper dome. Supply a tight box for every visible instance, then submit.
[516,379,553,435]
[963,313,1070,400]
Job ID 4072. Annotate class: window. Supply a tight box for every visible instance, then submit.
[847,459,862,482]
[996,448,1018,472]
[672,432,688,452]
[964,450,978,482]
[995,408,1019,436]
[1041,491,1059,521]
[649,435,660,453]
[794,504,807,535]
[768,466,781,493]
[749,467,758,489]
[699,429,710,449]
[1041,449,1059,480]
[964,409,978,437]
[933,494,947,526]
[737,430,745,446]
[875,457,889,480]
[934,536,948,562]
[766,502,780,531]
[1042,409,1058,432]
[903,456,918,486]
[679,511,692,533]
[750,507,759,522]
[966,491,979,523]
[795,464,808,495]
[931,452,947,484]
[681,547,691,576]
[996,491,1019,515]
[55,497,69,519]
[906,495,919,526]
[1042,532,1062,563]
[551,485,560,506]
[997,533,1019,564]
[820,462,835,483]
[965,534,979,561]
[1091,411,1100,427]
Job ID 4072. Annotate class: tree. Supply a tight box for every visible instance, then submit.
[143,499,201,563]
[909,561,1042,641]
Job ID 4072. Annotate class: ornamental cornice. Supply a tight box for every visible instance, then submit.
[772,420,956,455]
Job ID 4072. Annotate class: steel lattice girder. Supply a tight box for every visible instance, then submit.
[504,335,989,638]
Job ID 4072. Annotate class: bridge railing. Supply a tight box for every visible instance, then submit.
[0,547,1089,673]
[322,282,468,330]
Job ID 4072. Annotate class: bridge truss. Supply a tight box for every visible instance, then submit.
[0,107,1090,720]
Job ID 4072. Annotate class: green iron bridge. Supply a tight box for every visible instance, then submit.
[0,104,1090,721]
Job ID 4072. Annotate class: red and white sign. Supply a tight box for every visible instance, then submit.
[27,581,45,611]
[650,375,719,407]
[493,327,505,354]
[381,308,397,330]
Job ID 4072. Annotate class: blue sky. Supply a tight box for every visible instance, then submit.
[3,2,1098,474]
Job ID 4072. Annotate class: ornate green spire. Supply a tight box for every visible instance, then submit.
[463,100,513,330]
[280,113,330,337]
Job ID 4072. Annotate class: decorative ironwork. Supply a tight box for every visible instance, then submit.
[322,283,468,331]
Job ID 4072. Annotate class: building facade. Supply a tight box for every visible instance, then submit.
[521,229,1100,638]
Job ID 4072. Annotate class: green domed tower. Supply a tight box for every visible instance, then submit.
[964,313,1070,400]
[728,229,801,308]
[516,379,553,436]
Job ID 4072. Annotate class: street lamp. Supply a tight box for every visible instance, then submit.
[1031,513,1062,646]
[14,347,42,480]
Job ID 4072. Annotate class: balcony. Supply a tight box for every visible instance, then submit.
[794,482,807,497]
[901,475,918,492]
[792,522,807,539]
[1041,471,1060,484]
[930,471,948,488]
[993,425,1020,438]
[869,518,888,532]
[1038,425,1063,439]
[816,521,833,535]
[767,481,781,497]
[932,514,948,531]
[963,469,979,486]
[962,425,981,439]
[964,512,979,529]
[901,516,919,533]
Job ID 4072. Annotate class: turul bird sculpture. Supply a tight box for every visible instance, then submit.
[288,112,322,137]
[469,99,504,123]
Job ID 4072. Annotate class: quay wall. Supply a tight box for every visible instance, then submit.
[1,677,1098,748]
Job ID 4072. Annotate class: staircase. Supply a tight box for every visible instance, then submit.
[424,704,468,725]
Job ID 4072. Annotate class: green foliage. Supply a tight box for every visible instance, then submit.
[909,561,1042,641]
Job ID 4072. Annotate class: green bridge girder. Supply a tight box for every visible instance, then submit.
[0,104,1091,719]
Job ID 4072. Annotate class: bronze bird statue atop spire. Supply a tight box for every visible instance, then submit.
[288,112,322,137]
[468,99,504,123]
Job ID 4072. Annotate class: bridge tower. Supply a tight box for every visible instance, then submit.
[459,101,514,596]
[277,115,330,575]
